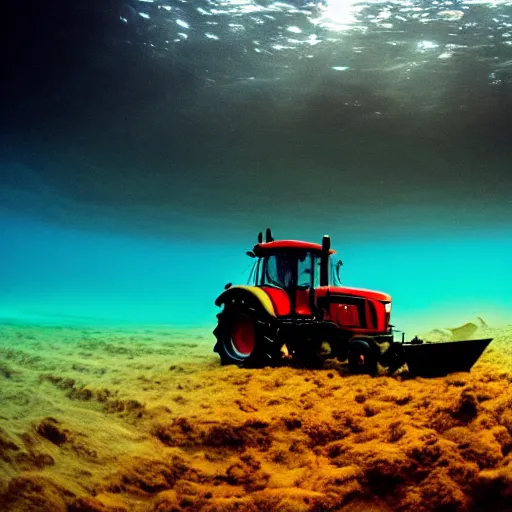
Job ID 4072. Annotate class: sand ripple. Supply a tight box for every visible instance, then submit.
[0,322,511,511]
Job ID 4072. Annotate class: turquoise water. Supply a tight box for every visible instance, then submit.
[1,213,510,335]
[2,0,512,336]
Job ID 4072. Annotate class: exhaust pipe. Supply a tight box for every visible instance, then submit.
[320,235,330,286]
[265,228,273,243]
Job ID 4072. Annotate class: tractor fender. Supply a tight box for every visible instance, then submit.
[215,286,276,318]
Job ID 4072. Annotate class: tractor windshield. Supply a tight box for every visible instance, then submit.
[254,251,322,289]
[249,252,340,288]
[261,253,295,288]
[297,252,320,289]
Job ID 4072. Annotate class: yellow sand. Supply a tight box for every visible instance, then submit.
[0,321,511,511]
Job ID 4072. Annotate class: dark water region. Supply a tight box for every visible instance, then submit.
[1,1,511,328]
[3,0,512,239]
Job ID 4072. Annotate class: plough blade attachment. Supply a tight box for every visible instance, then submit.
[402,338,493,377]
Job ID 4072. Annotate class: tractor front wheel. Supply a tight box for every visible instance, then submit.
[213,300,281,368]
[347,338,379,376]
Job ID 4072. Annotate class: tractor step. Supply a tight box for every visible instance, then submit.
[401,338,493,377]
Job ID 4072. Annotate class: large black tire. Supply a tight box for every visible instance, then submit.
[213,298,281,368]
[347,338,379,375]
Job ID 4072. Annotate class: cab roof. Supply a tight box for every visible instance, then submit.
[253,240,336,256]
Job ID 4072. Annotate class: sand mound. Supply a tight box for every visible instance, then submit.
[0,321,511,511]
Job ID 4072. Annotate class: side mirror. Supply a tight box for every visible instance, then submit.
[246,251,256,258]
[224,282,232,290]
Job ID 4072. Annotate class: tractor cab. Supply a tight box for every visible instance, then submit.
[246,229,342,318]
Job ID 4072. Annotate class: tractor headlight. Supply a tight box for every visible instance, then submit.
[384,302,392,313]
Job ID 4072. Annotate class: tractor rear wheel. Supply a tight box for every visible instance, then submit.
[213,299,281,368]
[347,338,379,375]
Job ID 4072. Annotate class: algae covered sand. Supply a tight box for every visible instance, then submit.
[1,322,512,511]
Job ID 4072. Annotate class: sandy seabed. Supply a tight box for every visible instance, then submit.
[1,321,512,512]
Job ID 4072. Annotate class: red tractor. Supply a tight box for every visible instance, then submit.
[213,229,492,377]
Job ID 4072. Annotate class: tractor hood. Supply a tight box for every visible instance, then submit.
[319,286,391,302]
